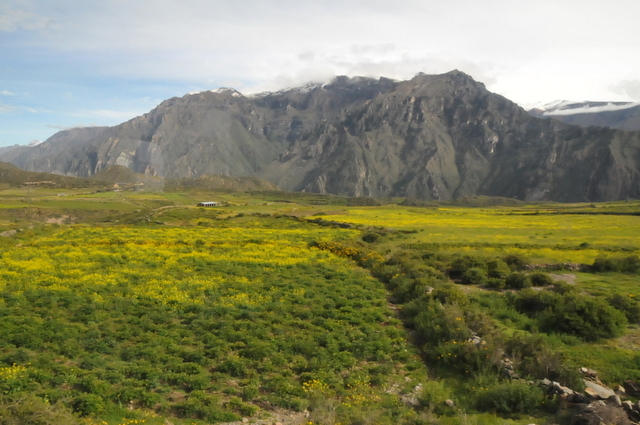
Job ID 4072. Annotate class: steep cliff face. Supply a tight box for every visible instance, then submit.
[3,71,640,202]
[261,71,640,201]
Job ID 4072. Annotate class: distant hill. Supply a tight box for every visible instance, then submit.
[400,195,526,207]
[528,101,640,131]
[164,174,279,192]
[0,162,107,188]
[0,145,20,156]
[3,72,640,202]
[91,165,164,190]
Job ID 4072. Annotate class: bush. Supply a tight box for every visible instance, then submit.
[475,381,545,414]
[505,334,584,390]
[592,255,640,273]
[511,289,561,315]
[461,267,487,285]
[486,278,505,290]
[608,294,640,324]
[0,394,83,425]
[362,233,379,243]
[487,259,511,279]
[541,295,628,341]
[503,254,528,271]
[432,283,468,305]
[505,272,531,289]
[449,256,486,279]
[71,394,105,416]
[530,272,554,287]
[418,380,453,413]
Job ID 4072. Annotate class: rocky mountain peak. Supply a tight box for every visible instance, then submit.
[2,71,640,202]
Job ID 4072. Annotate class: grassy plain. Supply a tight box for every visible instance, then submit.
[1,187,640,424]
[320,206,640,264]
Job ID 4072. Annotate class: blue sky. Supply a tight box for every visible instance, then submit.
[2,0,640,147]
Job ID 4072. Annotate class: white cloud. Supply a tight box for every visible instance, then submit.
[0,102,15,113]
[0,4,54,32]
[1,90,15,96]
[543,102,640,116]
[611,80,640,102]
[3,0,640,118]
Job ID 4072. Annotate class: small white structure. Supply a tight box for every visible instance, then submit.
[197,201,219,207]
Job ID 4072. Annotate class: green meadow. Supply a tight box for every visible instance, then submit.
[0,186,639,424]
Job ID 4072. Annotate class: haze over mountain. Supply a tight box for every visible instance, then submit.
[3,71,640,202]
[528,101,640,131]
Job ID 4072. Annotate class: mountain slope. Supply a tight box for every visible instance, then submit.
[0,161,106,188]
[3,72,640,202]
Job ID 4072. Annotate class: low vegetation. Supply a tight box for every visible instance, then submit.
[1,186,640,424]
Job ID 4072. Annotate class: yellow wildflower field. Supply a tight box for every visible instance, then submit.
[320,207,640,263]
[0,225,359,305]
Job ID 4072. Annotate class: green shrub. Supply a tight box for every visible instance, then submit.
[461,267,487,285]
[511,289,561,315]
[475,381,545,414]
[505,272,531,289]
[418,380,453,411]
[592,255,640,273]
[541,295,628,341]
[503,254,528,271]
[530,272,554,287]
[362,233,379,243]
[620,255,640,273]
[449,256,486,279]
[551,281,577,294]
[505,334,584,390]
[432,283,468,305]
[607,294,640,324]
[0,394,83,425]
[225,396,259,416]
[241,385,259,401]
[487,259,511,279]
[71,394,105,416]
[485,278,505,290]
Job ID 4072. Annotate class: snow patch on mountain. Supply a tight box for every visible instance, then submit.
[187,88,244,97]
[527,100,639,116]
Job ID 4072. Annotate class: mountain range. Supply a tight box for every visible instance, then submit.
[528,100,640,131]
[2,70,640,202]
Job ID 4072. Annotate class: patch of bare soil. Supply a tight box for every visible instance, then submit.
[614,327,640,350]
[549,273,576,284]
[45,215,70,225]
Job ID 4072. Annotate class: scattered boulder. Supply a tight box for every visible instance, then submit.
[623,380,640,397]
[445,399,455,408]
[584,387,601,400]
[400,383,423,406]
[559,386,575,397]
[570,402,634,425]
[608,394,622,407]
[584,380,616,400]
[580,367,599,381]
[569,393,590,404]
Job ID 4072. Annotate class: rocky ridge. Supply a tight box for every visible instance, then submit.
[3,71,640,202]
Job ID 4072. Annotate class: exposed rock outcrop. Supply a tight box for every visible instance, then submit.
[4,72,640,201]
